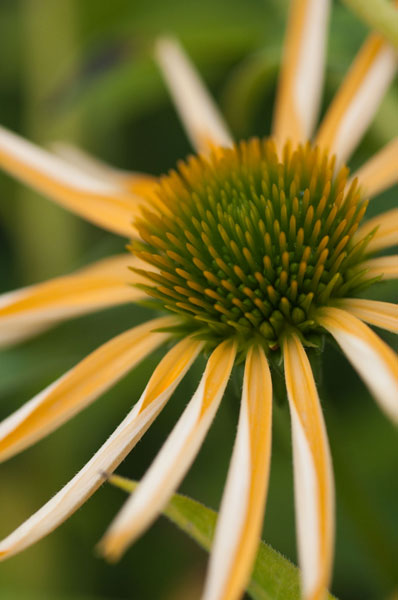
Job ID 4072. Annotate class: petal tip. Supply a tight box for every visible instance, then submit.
[97,526,136,564]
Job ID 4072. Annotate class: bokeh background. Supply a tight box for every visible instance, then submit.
[0,1,397,599]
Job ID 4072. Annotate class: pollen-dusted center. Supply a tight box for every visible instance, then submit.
[132,138,371,349]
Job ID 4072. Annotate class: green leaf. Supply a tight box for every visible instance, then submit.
[341,0,398,46]
[109,475,337,600]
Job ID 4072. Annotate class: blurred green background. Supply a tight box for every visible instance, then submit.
[0,1,397,599]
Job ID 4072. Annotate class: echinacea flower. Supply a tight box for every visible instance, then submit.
[0,1,397,599]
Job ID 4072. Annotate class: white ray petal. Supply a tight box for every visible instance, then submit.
[203,345,272,600]
[350,138,398,198]
[361,255,398,280]
[273,0,330,149]
[316,35,397,166]
[0,254,148,348]
[52,142,156,193]
[0,322,52,348]
[317,307,398,423]
[283,334,334,600]
[0,317,174,462]
[99,339,237,561]
[0,336,202,561]
[155,37,233,154]
[337,298,398,333]
[0,125,146,236]
[355,208,398,254]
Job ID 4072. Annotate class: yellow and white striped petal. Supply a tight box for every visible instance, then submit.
[0,322,54,349]
[355,208,398,253]
[0,336,202,561]
[99,339,237,561]
[350,138,398,198]
[316,34,397,166]
[336,298,398,333]
[0,255,147,348]
[283,333,334,600]
[154,37,233,154]
[0,126,145,237]
[317,307,398,423]
[52,142,157,196]
[202,345,272,600]
[272,0,330,150]
[361,255,398,280]
[0,317,175,463]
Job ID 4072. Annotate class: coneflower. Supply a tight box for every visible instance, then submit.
[0,1,397,599]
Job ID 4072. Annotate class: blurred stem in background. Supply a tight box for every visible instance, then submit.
[16,0,84,282]
[341,0,398,46]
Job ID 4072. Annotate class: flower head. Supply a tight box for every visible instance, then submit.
[131,139,373,352]
[0,2,397,600]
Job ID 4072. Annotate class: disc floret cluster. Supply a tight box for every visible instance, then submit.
[132,138,373,350]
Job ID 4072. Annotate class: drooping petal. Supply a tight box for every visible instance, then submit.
[0,126,146,237]
[99,339,237,561]
[0,317,175,463]
[0,336,202,561]
[283,333,335,600]
[0,322,55,349]
[336,298,398,333]
[202,345,272,600]
[272,0,330,150]
[316,34,397,166]
[355,208,398,253]
[317,306,398,423]
[361,255,398,280]
[52,142,157,196]
[350,138,398,198]
[0,255,148,348]
[154,37,233,154]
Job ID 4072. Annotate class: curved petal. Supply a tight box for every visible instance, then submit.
[317,306,398,423]
[315,34,397,166]
[355,208,398,253]
[283,333,334,600]
[0,255,148,348]
[272,0,330,150]
[0,336,202,561]
[0,317,175,463]
[0,126,145,237]
[52,142,157,196]
[361,255,398,280]
[0,322,55,349]
[202,345,272,600]
[336,298,398,333]
[350,138,398,198]
[154,37,233,154]
[99,338,237,561]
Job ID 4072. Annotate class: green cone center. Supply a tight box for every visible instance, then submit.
[132,138,371,350]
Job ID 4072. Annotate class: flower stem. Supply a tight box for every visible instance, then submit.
[341,0,398,46]
[17,0,84,282]
[109,474,337,600]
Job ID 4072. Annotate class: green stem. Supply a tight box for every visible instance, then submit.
[17,0,84,282]
[341,0,398,46]
[109,475,336,600]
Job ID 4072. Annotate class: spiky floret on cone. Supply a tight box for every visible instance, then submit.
[131,138,375,351]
